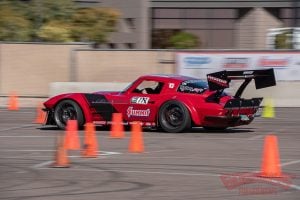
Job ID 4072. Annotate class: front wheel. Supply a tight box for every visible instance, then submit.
[54,100,85,130]
[158,100,191,133]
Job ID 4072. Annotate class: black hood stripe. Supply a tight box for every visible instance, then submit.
[84,94,117,121]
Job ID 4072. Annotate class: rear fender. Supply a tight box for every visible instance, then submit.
[157,97,201,125]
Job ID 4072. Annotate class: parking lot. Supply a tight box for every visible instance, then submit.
[0,107,299,200]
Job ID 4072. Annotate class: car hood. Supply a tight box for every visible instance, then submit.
[93,91,121,95]
[44,91,122,109]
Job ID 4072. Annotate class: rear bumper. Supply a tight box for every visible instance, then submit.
[202,97,261,127]
[203,115,254,127]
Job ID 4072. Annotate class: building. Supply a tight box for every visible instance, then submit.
[77,0,300,49]
[75,0,149,49]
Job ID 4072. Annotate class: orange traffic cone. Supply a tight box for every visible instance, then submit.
[129,121,144,153]
[82,123,98,158]
[260,135,282,177]
[34,103,46,124]
[51,135,70,168]
[110,113,125,138]
[8,92,19,111]
[64,120,80,150]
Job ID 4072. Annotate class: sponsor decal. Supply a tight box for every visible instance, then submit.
[258,57,289,68]
[207,75,228,87]
[145,122,155,126]
[127,106,150,117]
[243,70,253,75]
[242,70,255,78]
[131,97,149,104]
[179,85,204,93]
[223,58,249,68]
[168,83,175,88]
[129,121,155,126]
[183,56,211,68]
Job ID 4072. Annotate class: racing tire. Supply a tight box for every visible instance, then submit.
[54,100,85,130]
[158,100,191,133]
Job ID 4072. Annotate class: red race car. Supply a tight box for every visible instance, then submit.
[43,69,276,133]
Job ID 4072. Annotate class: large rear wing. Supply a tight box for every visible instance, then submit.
[207,69,276,98]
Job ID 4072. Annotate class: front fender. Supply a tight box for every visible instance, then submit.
[43,93,93,123]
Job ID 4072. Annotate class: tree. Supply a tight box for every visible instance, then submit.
[168,31,200,49]
[0,0,120,44]
[0,2,31,41]
[71,7,120,47]
[27,0,76,40]
[37,21,72,42]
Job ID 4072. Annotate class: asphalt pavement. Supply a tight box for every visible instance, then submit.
[0,107,299,200]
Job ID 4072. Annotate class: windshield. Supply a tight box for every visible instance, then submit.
[121,82,135,93]
[178,79,208,94]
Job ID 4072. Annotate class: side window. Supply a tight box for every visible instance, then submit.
[133,80,164,94]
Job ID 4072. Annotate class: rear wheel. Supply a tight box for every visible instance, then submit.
[54,100,85,130]
[158,100,191,133]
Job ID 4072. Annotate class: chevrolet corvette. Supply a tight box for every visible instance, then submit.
[43,69,276,133]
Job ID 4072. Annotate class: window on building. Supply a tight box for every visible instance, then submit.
[153,19,183,29]
[108,43,117,49]
[152,8,237,49]
[153,9,182,18]
[126,43,135,49]
[125,18,135,29]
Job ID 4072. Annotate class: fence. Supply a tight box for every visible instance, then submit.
[0,43,299,107]
[0,43,174,96]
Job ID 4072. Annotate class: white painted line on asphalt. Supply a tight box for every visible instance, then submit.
[247,134,264,140]
[0,135,56,138]
[281,159,300,167]
[1,156,54,159]
[247,128,288,140]
[1,152,122,160]
[143,149,179,154]
[103,151,122,155]
[0,124,37,132]
[271,180,300,191]
[175,137,259,140]
[97,135,179,139]
[37,167,221,177]
[34,167,300,191]
[0,110,35,114]
[0,149,122,155]
[0,135,259,140]
[30,151,122,168]
[32,160,53,168]
[0,149,55,152]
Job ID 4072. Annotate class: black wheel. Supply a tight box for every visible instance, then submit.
[54,100,85,130]
[203,126,227,132]
[158,100,191,133]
